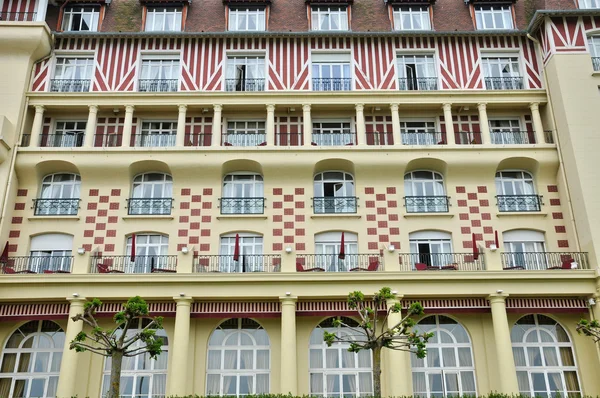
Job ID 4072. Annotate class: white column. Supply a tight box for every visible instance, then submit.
[55,297,87,398]
[529,102,546,144]
[280,296,298,394]
[390,103,401,146]
[35,0,48,21]
[442,103,455,145]
[302,104,312,147]
[29,105,45,147]
[167,296,193,396]
[266,104,276,146]
[176,104,187,147]
[478,102,491,145]
[84,105,98,148]
[488,293,520,394]
[212,104,222,147]
[122,105,135,148]
[385,296,413,396]
[355,103,366,146]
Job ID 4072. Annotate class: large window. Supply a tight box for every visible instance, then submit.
[580,0,600,8]
[511,314,581,397]
[29,233,73,273]
[136,121,177,147]
[206,318,270,396]
[404,171,448,213]
[397,54,437,90]
[52,57,93,92]
[36,173,81,216]
[226,56,266,92]
[312,53,352,91]
[312,121,354,146]
[475,5,513,30]
[313,172,356,214]
[311,6,348,31]
[393,6,431,30]
[400,120,440,145]
[222,174,264,214]
[0,321,65,398]
[409,231,453,268]
[482,56,523,89]
[101,319,168,398]
[412,316,477,398]
[588,36,600,70]
[495,171,540,212]
[219,234,264,272]
[224,121,266,146]
[126,234,170,273]
[130,173,173,215]
[228,7,266,31]
[139,58,180,92]
[309,317,373,396]
[503,230,547,270]
[489,119,533,144]
[61,6,99,31]
[314,232,359,272]
[145,7,182,32]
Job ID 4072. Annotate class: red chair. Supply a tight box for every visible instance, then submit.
[258,142,267,146]
[43,270,71,274]
[350,260,379,272]
[414,262,457,271]
[548,259,575,270]
[96,264,124,274]
[151,265,176,273]
[296,263,325,272]
[2,266,35,274]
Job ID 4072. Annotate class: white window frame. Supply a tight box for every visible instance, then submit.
[404,171,446,213]
[579,0,600,8]
[314,171,355,198]
[137,121,177,147]
[225,55,266,91]
[139,55,181,92]
[495,170,536,196]
[311,6,348,31]
[503,230,547,270]
[474,4,514,30]
[225,120,267,146]
[125,234,170,273]
[411,315,477,398]
[206,318,270,396]
[312,121,353,146]
[29,233,73,273]
[588,35,600,69]
[46,121,86,147]
[489,118,526,144]
[409,231,453,268]
[219,234,264,272]
[396,53,437,90]
[393,6,431,31]
[314,232,359,272]
[144,7,182,32]
[37,173,81,216]
[61,5,100,31]
[228,6,266,31]
[400,119,439,145]
[52,56,94,92]
[222,174,264,214]
[132,172,173,199]
[311,54,352,91]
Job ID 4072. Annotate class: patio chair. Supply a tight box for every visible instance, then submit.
[96,263,124,274]
[3,266,35,274]
[296,263,325,272]
[548,259,576,270]
[349,260,379,272]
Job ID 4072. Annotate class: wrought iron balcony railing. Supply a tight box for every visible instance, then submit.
[496,195,542,212]
[33,199,80,216]
[275,132,303,146]
[40,133,85,148]
[132,133,176,147]
[50,79,91,92]
[404,196,450,213]
[592,57,600,71]
[185,133,212,147]
[401,131,446,145]
[1,256,73,274]
[222,133,267,147]
[312,78,352,91]
[220,197,265,214]
[455,131,482,145]
[194,254,281,273]
[313,196,357,214]
[94,133,122,147]
[224,78,266,92]
[90,255,177,273]
[138,79,178,92]
[399,253,485,271]
[366,131,394,146]
[490,130,535,145]
[0,12,37,21]
[127,198,174,215]
[311,132,356,146]
[397,77,438,91]
[501,252,589,270]
[296,254,383,272]
[484,77,524,90]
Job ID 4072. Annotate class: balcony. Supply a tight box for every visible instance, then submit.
[455,131,482,145]
[275,132,303,146]
[501,252,589,270]
[94,133,122,147]
[497,195,542,212]
[1,256,73,274]
[397,77,438,91]
[0,12,37,21]
[484,77,524,90]
[42,133,85,148]
[222,132,266,147]
[50,79,91,93]
[311,132,356,146]
[313,197,357,214]
[131,133,176,147]
[220,197,265,215]
[404,196,450,213]
[399,253,485,271]
[224,78,265,92]
[127,198,173,215]
[33,199,80,216]
[491,130,535,145]
[366,131,394,146]
[592,57,600,71]
[185,133,212,147]
[401,131,446,145]
[295,254,383,272]
[194,254,281,272]
[138,79,178,92]
[312,78,352,91]
[90,255,177,273]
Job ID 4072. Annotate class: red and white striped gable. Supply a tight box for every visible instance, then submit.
[539,16,600,64]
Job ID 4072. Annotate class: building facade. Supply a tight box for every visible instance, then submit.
[0,0,600,396]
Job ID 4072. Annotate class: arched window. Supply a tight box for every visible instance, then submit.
[314,232,358,272]
[409,231,453,268]
[218,234,263,272]
[404,171,448,213]
[313,172,356,214]
[503,230,546,270]
[206,318,270,396]
[27,233,73,273]
[511,314,581,397]
[36,173,81,216]
[309,317,373,396]
[495,171,540,212]
[221,174,264,214]
[0,320,65,398]
[125,234,169,273]
[101,319,168,398]
[130,173,173,215]
[411,315,476,398]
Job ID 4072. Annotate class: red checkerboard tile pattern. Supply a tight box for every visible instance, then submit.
[455,185,496,250]
[546,185,569,248]
[179,187,214,252]
[8,189,28,254]
[363,187,401,251]
[271,187,306,252]
[80,188,124,253]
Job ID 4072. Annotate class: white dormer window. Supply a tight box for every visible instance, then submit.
[145,7,182,32]
[311,6,348,31]
[580,0,600,8]
[62,6,99,31]
[474,5,513,30]
[393,6,431,30]
[228,6,266,31]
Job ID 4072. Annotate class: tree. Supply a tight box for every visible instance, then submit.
[69,296,164,398]
[576,318,600,342]
[323,287,433,396]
